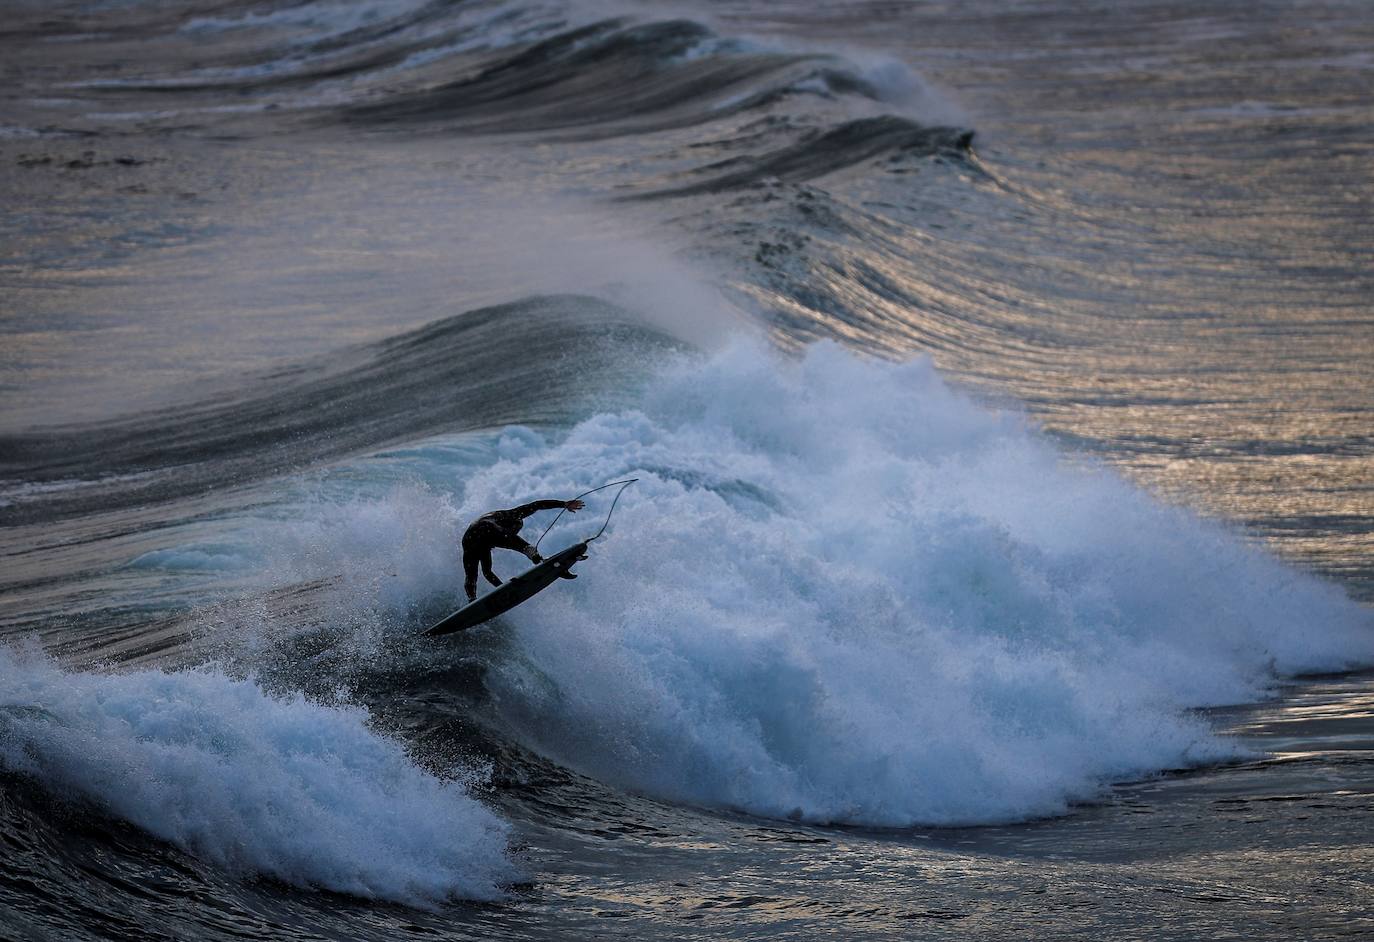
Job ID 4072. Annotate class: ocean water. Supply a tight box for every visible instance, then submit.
[2,1,1372,938]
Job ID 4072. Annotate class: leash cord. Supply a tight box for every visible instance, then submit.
[533,478,638,552]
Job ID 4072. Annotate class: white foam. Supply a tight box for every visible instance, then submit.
[446,341,1372,825]
[0,647,517,905]
[175,340,1373,829]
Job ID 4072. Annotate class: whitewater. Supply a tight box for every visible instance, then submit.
[450,341,1373,823]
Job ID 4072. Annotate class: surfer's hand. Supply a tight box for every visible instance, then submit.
[566,499,585,512]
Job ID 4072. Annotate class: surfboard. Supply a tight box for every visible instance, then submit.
[424,541,589,637]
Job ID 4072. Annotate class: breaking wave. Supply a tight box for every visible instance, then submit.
[435,341,1373,825]
[0,648,517,905]
[182,341,1374,828]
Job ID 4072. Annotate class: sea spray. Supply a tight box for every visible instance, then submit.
[0,647,517,905]
[457,341,1374,825]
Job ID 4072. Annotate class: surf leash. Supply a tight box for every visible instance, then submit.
[534,478,639,552]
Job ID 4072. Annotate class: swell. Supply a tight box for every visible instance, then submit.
[43,5,966,153]
[345,18,870,137]
[627,115,975,198]
[0,295,677,526]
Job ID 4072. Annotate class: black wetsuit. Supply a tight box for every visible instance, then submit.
[461,500,565,601]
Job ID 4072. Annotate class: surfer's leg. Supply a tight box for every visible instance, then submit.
[462,548,480,601]
[481,549,503,588]
[492,532,542,564]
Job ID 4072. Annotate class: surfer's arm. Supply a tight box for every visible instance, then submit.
[507,498,582,519]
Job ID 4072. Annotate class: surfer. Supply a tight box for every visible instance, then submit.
[462,498,585,601]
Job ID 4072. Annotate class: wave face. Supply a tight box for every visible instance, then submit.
[0,295,674,525]
[345,18,817,133]
[0,647,516,906]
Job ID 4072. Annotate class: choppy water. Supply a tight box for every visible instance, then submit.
[2,1,1372,938]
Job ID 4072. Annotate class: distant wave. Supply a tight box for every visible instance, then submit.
[71,6,938,143]
[71,0,556,94]
[631,115,974,198]
[346,18,893,136]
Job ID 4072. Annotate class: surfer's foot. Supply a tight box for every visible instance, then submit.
[526,550,543,564]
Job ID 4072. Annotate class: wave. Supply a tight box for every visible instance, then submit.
[0,647,516,905]
[0,295,675,525]
[98,338,1371,828]
[66,0,558,94]
[631,115,975,198]
[396,341,1370,827]
[60,3,959,150]
[345,17,890,136]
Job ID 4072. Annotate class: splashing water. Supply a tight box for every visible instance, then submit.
[0,647,517,906]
